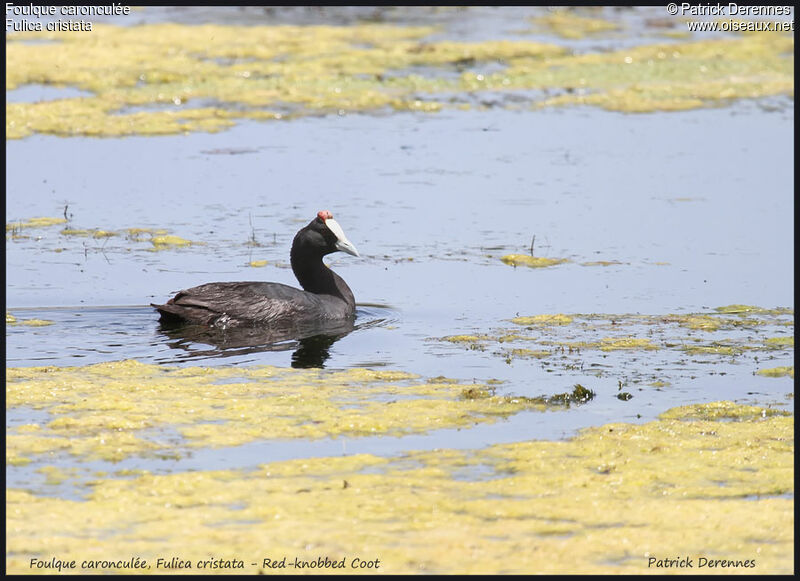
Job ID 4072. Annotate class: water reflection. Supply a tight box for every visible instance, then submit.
[156,317,356,368]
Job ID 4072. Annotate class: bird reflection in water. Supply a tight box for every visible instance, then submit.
[156,317,355,368]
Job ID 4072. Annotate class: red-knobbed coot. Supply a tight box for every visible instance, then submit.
[152,210,359,328]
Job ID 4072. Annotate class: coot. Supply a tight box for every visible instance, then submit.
[152,210,359,328]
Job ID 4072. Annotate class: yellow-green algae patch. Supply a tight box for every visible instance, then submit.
[6,216,67,231]
[511,314,573,326]
[7,20,791,139]
[715,304,793,316]
[60,227,117,238]
[6,360,548,463]
[659,401,790,421]
[764,336,793,348]
[15,319,54,327]
[598,337,658,351]
[124,227,169,240]
[531,32,793,113]
[440,334,488,343]
[528,9,621,39]
[672,314,723,331]
[150,234,193,248]
[6,313,54,327]
[580,260,624,267]
[756,366,794,379]
[501,254,568,268]
[439,306,793,379]
[5,402,792,574]
[505,348,551,359]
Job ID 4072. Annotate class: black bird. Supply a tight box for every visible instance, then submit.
[152,210,360,330]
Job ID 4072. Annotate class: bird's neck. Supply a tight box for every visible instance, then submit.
[291,252,355,307]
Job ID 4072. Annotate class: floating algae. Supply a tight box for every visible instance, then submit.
[580,260,625,267]
[528,8,621,39]
[501,254,568,268]
[511,314,573,326]
[6,216,67,238]
[8,220,197,255]
[441,334,489,343]
[764,337,794,349]
[437,306,794,383]
[6,360,551,463]
[60,228,117,238]
[714,304,793,316]
[659,401,790,421]
[756,366,794,379]
[5,402,793,574]
[5,18,793,139]
[6,312,54,327]
[13,319,54,327]
[5,216,67,230]
[124,227,169,240]
[598,337,658,351]
[150,234,193,248]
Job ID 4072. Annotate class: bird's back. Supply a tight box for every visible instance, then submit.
[152,281,352,328]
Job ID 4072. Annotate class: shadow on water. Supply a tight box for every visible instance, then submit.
[154,304,398,368]
[5,304,399,368]
[156,317,356,368]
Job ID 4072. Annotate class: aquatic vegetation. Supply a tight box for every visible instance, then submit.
[500,254,568,268]
[150,234,193,249]
[659,401,790,421]
[530,31,794,113]
[505,348,550,359]
[764,336,794,349]
[511,314,573,326]
[15,319,54,327]
[6,313,54,327]
[6,360,551,464]
[437,307,794,383]
[598,337,658,351]
[681,342,742,356]
[671,314,723,331]
[441,334,488,343]
[756,366,794,379]
[60,227,117,238]
[5,216,67,230]
[6,216,67,238]
[7,219,194,255]
[5,402,793,574]
[715,304,792,315]
[580,260,624,267]
[528,8,621,39]
[5,18,792,138]
[539,383,595,405]
[124,227,168,240]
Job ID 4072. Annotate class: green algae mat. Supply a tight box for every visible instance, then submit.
[5,359,795,574]
[6,360,553,464]
[6,394,793,574]
[438,306,794,391]
[6,15,794,139]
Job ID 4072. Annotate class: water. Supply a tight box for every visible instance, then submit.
[8,105,793,390]
[5,7,794,496]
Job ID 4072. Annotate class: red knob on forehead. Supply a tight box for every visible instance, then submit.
[317,210,333,221]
